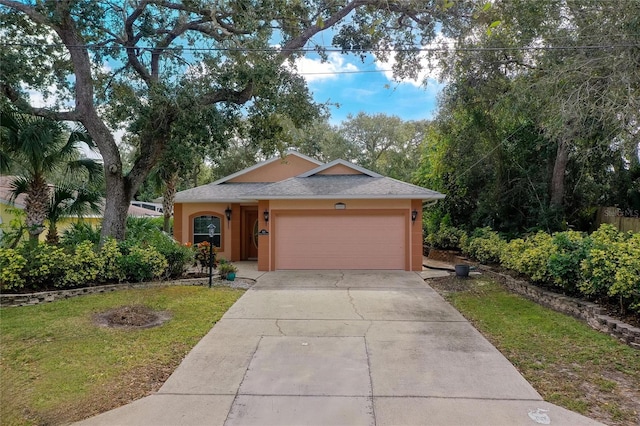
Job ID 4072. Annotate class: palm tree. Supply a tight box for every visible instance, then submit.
[45,185,103,245]
[0,110,103,242]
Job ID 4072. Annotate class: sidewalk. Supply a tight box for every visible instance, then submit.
[77,270,602,426]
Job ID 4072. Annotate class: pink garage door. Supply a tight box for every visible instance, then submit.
[275,214,406,270]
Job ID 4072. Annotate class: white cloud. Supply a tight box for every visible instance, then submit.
[293,52,359,83]
[374,33,455,87]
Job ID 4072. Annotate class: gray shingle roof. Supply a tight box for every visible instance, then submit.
[174,183,270,202]
[174,176,444,202]
[246,175,445,200]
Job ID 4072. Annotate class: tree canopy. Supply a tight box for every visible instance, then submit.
[0,0,466,240]
[416,0,640,234]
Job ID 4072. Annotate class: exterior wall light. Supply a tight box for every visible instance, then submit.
[335,202,346,210]
[411,210,418,223]
[225,206,232,222]
[263,210,270,223]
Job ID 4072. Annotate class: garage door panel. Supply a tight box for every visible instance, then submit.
[275,214,405,270]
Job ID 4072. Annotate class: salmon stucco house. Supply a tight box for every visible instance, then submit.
[173,151,445,271]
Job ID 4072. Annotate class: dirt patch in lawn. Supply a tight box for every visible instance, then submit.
[94,305,172,329]
[41,356,183,425]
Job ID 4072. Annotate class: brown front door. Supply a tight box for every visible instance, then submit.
[243,209,259,260]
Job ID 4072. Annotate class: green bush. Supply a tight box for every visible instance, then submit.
[425,225,466,250]
[18,243,69,290]
[98,238,123,282]
[145,232,194,279]
[117,244,167,282]
[579,224,625,299]
[462,227,506,264]
[501,231,555,283]
[547,230,586,294]
[62,241,103,288]
[60,222,101,248]
[0,248,26,290]
[580,224,640,312]
[610,233,640,312]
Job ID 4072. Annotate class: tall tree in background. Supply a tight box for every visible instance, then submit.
[341,112,428,182]
[0,0,467,240]
[0,109,103,241]
[418,0,640,233]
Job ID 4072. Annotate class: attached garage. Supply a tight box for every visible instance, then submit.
[173,152,445,272]
[274,212,407,270]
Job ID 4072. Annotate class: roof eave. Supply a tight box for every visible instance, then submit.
[249,194,446,200]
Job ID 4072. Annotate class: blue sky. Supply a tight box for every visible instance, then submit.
[293,52,443,124]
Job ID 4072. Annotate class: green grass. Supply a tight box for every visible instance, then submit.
[438,278,640,425]
[0,286,244,425]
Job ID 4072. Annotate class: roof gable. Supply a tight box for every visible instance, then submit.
[298,159,382,178]
[213,150,322,184]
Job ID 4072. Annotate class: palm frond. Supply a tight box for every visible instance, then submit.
[7,176,30,203]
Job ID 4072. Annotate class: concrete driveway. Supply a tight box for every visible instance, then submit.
[78,271,600,426]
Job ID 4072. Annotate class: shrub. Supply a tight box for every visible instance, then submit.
[501,232,555,283]
[62,241,103,287]
[125,217,162,242]
[425,225,466,250]
[0,248,26,290]
[547,230,586,294]
[146,233,194,279]
[98,238,123,282]
[580,224,640,312]
[60,222,101,248]
[610,233,640,312]
[117,245,167,282]
[463,227,506,264]
[579,224,625,299]
[17,243,69,290]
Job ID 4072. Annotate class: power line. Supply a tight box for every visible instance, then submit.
[1,41,638,53]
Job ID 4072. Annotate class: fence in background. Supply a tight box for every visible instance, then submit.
[595,207,640,233]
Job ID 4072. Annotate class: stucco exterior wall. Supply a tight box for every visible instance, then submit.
[316,164,363,175]
[227,155,319,183]
[173,202,233,260]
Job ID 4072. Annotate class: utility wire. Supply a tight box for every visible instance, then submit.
[1,42,638,53]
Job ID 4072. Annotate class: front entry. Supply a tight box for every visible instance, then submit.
[242,209,259,260]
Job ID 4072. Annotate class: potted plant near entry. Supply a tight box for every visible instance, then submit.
[218,263,238,281]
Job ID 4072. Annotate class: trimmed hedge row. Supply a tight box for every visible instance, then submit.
[427,224,640,314]
[0,237,193,292]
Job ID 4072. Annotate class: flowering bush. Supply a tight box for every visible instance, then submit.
[195,241,217,272]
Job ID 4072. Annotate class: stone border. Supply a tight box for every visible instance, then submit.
[481,267,640,350]
[0,275,254,308]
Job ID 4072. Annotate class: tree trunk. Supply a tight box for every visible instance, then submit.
[163,171,178,233]
[101,172,132,241]
[25,175,49,241]
[46,222,59,245]
[550,138,569,208]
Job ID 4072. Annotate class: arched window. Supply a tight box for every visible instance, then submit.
[193,215,222,246]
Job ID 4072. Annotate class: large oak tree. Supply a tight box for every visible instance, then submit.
[0,0,464,240]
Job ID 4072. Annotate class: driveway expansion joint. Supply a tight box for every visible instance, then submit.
[347,288,365,320]
[224,336,262,426]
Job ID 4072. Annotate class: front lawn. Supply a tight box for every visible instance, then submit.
[430,276,640,426]
[0,286,244,425]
